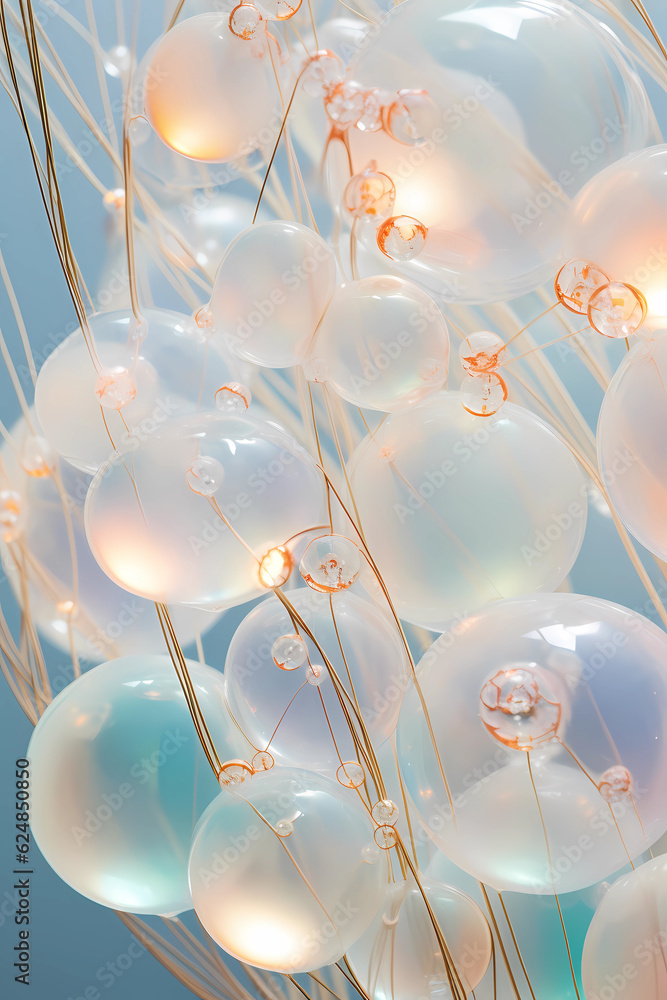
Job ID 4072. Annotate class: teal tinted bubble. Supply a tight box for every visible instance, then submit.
[28,655,247,915]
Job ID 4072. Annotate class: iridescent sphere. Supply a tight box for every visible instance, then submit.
[347,392,586,630]
[225,588,410,769]
[555,259,609,315]
[567,145,667,327]
[587,281,647,339]
[1,415,220,662]
[299,533,361,592]
[143,13,278,162]
[210,222,336,368]
[397,593,667,893]
[271,634,308,670]
[582,858,667,1000]
[346,878,492,1000]
[84,411,325,608]
[185,455,225,496]
[28,655,246,914]
[229,3,263,39]
[188,768,386,972]
[312,276,449,411]
[598,331,667,561]
[338,0,648,303]
[34,308,237,474]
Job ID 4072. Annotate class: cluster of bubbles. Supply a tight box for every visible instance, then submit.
[6,0,667,995]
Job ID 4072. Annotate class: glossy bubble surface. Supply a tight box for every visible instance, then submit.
[84,411,325,607]
[346,877,491,1000]
[397,593,667,893]
[313,276,449,410]
[210,221,336,368]
[28,655,246,914]
[0,414,219,661]
[598,332,667,561]
[143,13,278,163]
[34,309,236,474]
[188,768,386,972]
[567,144,667,328]
[582,857,667,1000]
[347,392,586,629]
[337,0,648,303]
[225,588,410,769]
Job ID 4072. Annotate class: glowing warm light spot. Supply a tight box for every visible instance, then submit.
[258,546,293,588]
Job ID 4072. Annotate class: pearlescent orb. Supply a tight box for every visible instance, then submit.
[313,276,449,411]
[567,145,667,328]
[397,593,667,893]
[143,13,278,163]
[28,655,246,914]
[347,392,586,629]
[346,878,491,1000]
[210,221,336,368]
[299,533,361,592]
[271,633,308,670]
[84,411,325,608]
[225,588,410,769]
[189,768,386,972]
[337,0,648,303]
[34,308,237,474]
[1,415,220,662]
[598,332,667,561]
[582,858,667,1000]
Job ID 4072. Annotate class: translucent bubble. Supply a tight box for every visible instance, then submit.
[377,216,427,262]
[347,392,586,630]
[344,164,395,223]
[587,280,647,338]
[300,50,343,99]
[459,331,505,374]
[215,382,251,412]
[598,331,667,560]
[397,593,667,892]
[1,414,220,661]
[567,145,667,329]
[34,308,237,474]
[229,3,264,38]
[255,0,301,20]
[19,435,55,477]
[336,0,648,304]
[460,372,508,416]
[185,455,225,496]
[337,761,365,788]
[598,765,633,804]
[347,878,491,1000]
[582,858,667,1000]
[218,759,253,786]
[143,13,279,163]
[209,222,336,368]
[275,818,294,837]
[361,843,380,864]
[299,533,361,592]
[103,44,131,79]
[188,768,386,972]
[324,80,367,128]
[271,634,308,670]
[28,655,247,914]
[252,750,274,771]
[84,411,325,608]
[555,259,609,315]
[374,824,397,849]
[384,89,440,145]
[225,589,410,770]
[355,89,383,133]
[371,798,399,826]
[313,275,449,411]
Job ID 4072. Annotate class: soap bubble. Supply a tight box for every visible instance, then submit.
[582,857,667,1000]
[299,533,361,592]
[334,0,649,303]
[84,411,325,608]
[143,13,279,163]
[209,221,336,368]
[225,588,410,770]
[312,275,449,410]
[598,331,667,561]
[397,592,667,893]
[34,308,237,474]
[347,392,586,630]
[346,877,492,1000]
[0,414,220,662]
[567,144,667,329]
[28,654,247,914]
[189,768,386,972]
